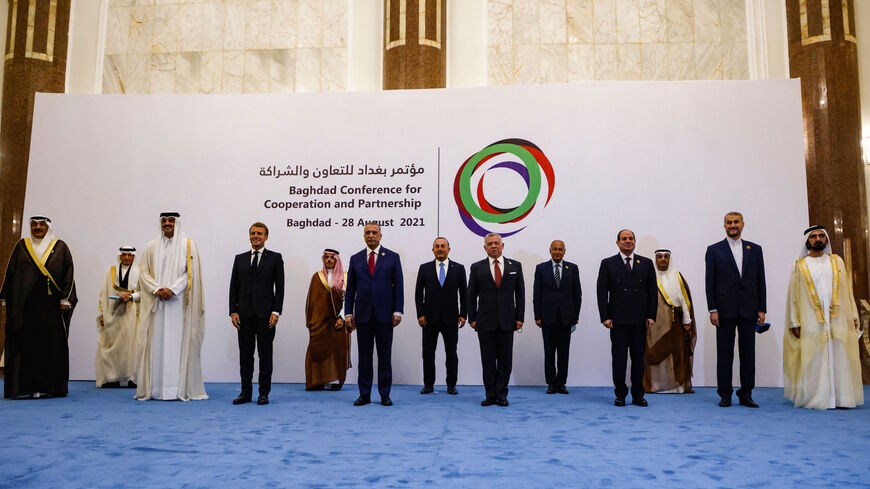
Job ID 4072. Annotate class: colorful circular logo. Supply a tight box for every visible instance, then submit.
[453,138,555,237]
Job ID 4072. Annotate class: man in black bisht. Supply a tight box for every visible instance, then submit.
[0,216,77,399]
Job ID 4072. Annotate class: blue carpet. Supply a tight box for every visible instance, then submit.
[0,382,868,488]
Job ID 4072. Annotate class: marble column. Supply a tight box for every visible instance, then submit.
[383,0,446,89]
[786,0,870,381]
[0,0,71,359]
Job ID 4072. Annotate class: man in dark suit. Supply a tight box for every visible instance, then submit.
[345,222,404,406]
[415,237,467,395]
[597,229,657,407]
[705,211,766,408]
[533,240,582,394]
[468,232,524,407]
[229,222,285,405]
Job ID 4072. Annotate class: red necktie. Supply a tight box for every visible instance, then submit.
[494,260,502,287]
[368,250,375,276]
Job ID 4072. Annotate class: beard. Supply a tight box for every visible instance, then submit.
[806,240,827,252]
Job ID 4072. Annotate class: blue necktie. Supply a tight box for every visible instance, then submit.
[439,262,446,286]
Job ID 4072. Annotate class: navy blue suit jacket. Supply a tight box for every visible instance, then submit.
[345,246,404,323]
[704,239,766,321]
[533,260,582,326]
[467,257,525,332]
[229,249,285,319]
[596,254,657,326]
[414,260,467,326]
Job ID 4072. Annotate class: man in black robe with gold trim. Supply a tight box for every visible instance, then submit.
[0,216,77,398]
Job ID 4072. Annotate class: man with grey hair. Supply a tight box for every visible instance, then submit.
[345,221,404,407]
[468,232,525,407]
[533,239,581,394]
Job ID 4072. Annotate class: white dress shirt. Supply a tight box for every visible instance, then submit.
[619,252,635,270]
[366,245,381,266]
[247,247,279,317]
[435,258,450,277]
[354,244,401,318]
[727,237,743,277]
[489,256,504,281]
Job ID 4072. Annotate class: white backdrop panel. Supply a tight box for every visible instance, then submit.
[24,81,806,387]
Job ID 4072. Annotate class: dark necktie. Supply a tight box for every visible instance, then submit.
[494,259,502,287]
[554,263,561,288]
[368,251,375,276]
[251,250,260,271]
[624,256,631,272]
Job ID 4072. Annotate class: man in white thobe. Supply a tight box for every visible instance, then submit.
[784,225,863,410]
[96,246,140,388]
[134,212,207,401]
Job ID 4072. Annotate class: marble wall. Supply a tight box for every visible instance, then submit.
[487,0,749,84]
[102,0,349,94]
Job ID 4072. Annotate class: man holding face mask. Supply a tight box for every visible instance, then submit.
[96,246,140,389]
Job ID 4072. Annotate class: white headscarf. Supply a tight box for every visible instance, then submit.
[655,249,691,321]
[654,249,679,284]
[116,246,139,288]
[153,215,189,287]
[29,216,56,258]
[797,225,832,260]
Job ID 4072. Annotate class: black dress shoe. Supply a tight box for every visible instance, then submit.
[614,398,626,407]
[718,398,732,407]
[353,395,371,406]
[257,395,269,405]
[557,386,569,394]
[481,398,496,406]
[101,381,121,388]
[496,398,509,407]
[325,383,342,391]
[380,397,393,406]
[447,386,458,395]
[420,386,434,394]
[739,397,759,408]
[233,393,252,405]
[546,385,557,394]
[126,381,137,388]
[632,398,648,407]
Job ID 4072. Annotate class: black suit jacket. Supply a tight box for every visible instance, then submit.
[414,260,468,326]
[467,257,525,332]
[704,238,766,321]
[229,249,285,319]
[596,254,657,325]
[344,246,404,323]
[533,260,582,326]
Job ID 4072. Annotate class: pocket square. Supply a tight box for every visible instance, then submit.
[509,271,517,275]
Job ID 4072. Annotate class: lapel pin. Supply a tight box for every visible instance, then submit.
[636,259,640,264]
[381,252,385,256]
[746,245,750,250]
